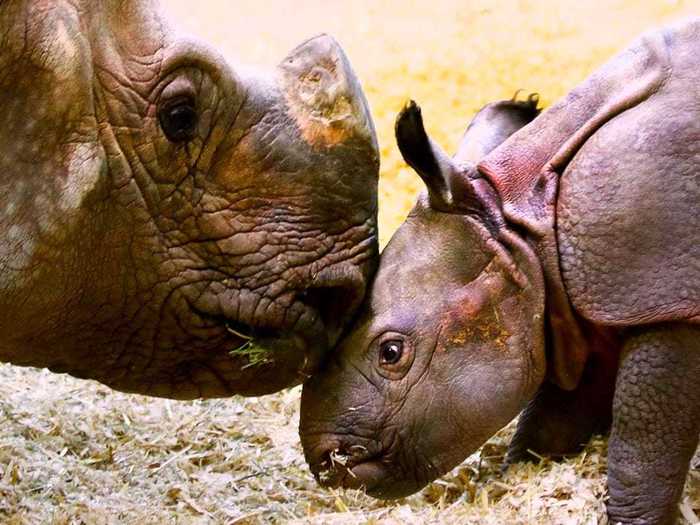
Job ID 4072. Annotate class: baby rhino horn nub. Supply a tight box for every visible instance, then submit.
[279,34,378,151]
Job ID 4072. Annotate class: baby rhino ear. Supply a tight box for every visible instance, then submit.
[395,101,453,206]
[395,101,483,214]
[454,93,541,165]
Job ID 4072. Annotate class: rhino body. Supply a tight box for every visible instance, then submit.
[0,0,379,398]
[301,19,699,524]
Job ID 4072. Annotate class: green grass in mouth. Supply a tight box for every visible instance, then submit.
[228,340,274,369]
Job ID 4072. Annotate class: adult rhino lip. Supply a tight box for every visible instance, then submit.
[190,266,366,346]
[174,265,368,394]
[185,290,328,380]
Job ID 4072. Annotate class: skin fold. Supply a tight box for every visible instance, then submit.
[0,0,380,398]
[300,19,699,525]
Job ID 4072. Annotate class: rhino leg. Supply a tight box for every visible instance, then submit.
[607,323,700,525]
[506,348,618,462]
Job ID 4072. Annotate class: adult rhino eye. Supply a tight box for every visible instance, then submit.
[158,96,198,142]
[380,340,403,365]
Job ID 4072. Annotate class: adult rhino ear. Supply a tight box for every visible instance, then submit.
[395,101,483,214]
[278,34,378,151]
[0,2,107,214]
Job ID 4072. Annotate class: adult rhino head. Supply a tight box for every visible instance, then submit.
[0,1,379,398]
[300,97,543,498]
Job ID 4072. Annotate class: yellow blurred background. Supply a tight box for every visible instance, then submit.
[163,0,699,247]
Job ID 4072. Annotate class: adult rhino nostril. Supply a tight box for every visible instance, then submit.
[298,284,361,344]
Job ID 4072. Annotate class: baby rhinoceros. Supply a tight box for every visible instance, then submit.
[300,19,700,525]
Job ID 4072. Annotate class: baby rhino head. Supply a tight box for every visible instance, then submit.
[300,96,547,498]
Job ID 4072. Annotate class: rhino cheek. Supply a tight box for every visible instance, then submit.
[367,357,533,497]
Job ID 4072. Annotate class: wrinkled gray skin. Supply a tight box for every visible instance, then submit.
[0,0,379,398]
[302,19,700,525]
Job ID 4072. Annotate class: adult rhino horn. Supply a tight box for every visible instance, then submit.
[279,34,378,150]
[395,100,474,211]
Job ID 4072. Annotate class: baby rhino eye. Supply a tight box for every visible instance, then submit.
[375,335,414,380]
[380,340,403,365]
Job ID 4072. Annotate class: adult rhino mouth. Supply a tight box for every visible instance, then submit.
[166,271,364,395]
[188,309,299,369]
[94,267,365,399]
[187,303,316,379]
[190,281,356,348]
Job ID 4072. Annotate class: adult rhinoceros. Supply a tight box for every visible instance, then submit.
[301,19,700,525]
[0,0,379,398]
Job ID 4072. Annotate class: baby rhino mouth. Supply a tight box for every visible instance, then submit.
[302,429,441,500]
[309,437,388,494]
